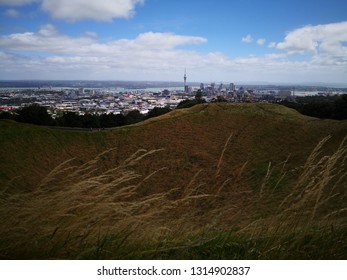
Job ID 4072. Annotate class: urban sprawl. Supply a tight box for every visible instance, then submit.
[1,79,346,118]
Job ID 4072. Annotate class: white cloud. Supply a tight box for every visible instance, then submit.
[0,24,95,54]
[0,24,346,83]
[275,21,347,56]
[268,42,277,48]
[83,31,98,39]
[4,8,20,18]
[0,0,144,22]
[0,25,210,80]
[0,25,222,80]
[0,25,207,55]
[133,32,207,49]
[241,34,253,43]
[242,35,266,46]
[256,38,266,46]
[40,0,144,22]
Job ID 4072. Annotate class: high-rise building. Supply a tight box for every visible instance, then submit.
[229,83,236,92]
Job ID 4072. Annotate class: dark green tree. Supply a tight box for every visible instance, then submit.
[176,91,206,109]
[301,102,334,119]
[100,113,119,128]
[15,104,55,126]
[0,111,15,120]
[195,90,204,102]
[146,106,171,119]
[212,96,228,103]
[281,94,347,120]
[82,113,100,128]
[124,110,144,125]
[56,112,83,127]
[332,94,347,120]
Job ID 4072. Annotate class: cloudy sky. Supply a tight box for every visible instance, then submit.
[0,0,346,84]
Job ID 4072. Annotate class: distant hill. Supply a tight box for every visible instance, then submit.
[1,103,346,259]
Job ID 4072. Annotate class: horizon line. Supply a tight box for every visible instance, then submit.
[0,79,347,88]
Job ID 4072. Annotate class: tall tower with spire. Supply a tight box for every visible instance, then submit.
[184,69,188,93]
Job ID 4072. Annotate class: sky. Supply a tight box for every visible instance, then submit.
[0,0,347,84]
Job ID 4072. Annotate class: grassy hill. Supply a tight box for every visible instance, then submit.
[0,103,346,259]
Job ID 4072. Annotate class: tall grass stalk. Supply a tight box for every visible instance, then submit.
[0,136,346,259]
[216,132,233,178]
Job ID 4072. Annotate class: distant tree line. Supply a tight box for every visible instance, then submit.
[0,104,56,126]
[2,94,347,127]
[175,90,206,109]
[280,94,347,120]
[0,104,172,128]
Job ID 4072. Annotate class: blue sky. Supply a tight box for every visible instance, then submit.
[0,0,346,84]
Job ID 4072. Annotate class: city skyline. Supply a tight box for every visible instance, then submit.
[0,0,346,84]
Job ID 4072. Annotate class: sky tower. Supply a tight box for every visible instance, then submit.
[184,69,188,93]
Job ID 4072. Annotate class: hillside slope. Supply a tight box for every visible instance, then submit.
[1,103,346,193]
[1,103,346,259]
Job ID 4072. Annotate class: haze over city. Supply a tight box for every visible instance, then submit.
[0,0,346,85]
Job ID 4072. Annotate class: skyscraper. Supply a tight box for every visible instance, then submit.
[230,83,235,92]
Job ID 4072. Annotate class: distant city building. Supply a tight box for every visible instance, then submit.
[4,81,345,119]
[277,90,292,100]
[229,83,235,92]
[162,89,170,97]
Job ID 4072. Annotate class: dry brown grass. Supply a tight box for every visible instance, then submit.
[0,132,346,259]
[0,128,256,258]
[245,135,347,241]
[216,132,233,178]
[279,136,347,220]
